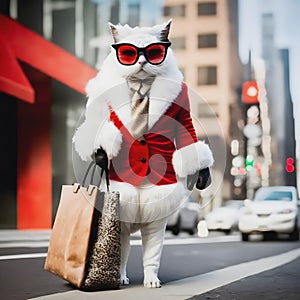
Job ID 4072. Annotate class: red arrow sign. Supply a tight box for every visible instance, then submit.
[0,14,97,103]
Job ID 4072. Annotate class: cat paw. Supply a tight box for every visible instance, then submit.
[143,274,161,288]
[120,275,130,285]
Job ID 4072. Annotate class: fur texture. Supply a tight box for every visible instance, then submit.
[172,141,214,177]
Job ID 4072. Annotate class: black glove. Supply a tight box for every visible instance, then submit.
[94,148,108,170]
[187,168,211,191]
[93,148,110,190]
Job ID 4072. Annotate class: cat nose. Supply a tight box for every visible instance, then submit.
[138,55,147,66]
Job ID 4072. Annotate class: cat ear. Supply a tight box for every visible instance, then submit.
[160,19,172,42]
[108,22,119,43]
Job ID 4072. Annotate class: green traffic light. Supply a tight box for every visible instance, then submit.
[245,155,254,171]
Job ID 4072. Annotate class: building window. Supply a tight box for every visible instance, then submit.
[198,33,217,48]
[198,66,217,85]
[198,103,219,117]
[171,37,186,50]
[110,0,120,24]
[164,5,185,17]
[128,4,140,27]
[198,2,217,16]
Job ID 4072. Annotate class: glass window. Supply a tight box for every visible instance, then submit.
[198,103,218,117]
[198,2,217,16]
[128,4,140,27]
[198,33,217,48]
[164,5,185,17]
[255,191,293,201]
[198,66,217,85]
[110,0,120,24]
[171,37,186,50]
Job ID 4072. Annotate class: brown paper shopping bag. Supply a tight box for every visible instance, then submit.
[44,162,120,290]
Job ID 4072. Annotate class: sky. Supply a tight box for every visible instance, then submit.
[238,0,300,158]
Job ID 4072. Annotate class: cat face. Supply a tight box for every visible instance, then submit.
[109,20,179,79]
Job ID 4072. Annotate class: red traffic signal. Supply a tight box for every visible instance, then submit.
[285,157,295,173]
[242,81,259,104]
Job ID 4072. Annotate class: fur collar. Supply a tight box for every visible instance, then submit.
[84,54,183,132]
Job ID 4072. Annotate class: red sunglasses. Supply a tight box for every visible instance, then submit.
[112,42,171,66]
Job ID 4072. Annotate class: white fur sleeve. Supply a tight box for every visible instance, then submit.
[73,119,122,161]
[172,141,214,177]
[72,98,122,161]
[93,119,122,159]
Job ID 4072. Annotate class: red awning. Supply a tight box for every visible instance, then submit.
[0,14,97,103]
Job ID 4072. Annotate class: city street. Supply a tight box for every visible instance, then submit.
[1,1,300,300]
[0,231,300,300]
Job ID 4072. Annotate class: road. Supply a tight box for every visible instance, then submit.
[0,231,300,299]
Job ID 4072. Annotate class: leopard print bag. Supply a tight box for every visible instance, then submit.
[80,190,120,290]
[81,164,121,291]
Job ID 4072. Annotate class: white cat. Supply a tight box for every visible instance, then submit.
[73,20,214,288]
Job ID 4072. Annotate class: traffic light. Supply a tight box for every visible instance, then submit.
[242,81,259,104]
[245,155,254,171]
[285,157,295,173]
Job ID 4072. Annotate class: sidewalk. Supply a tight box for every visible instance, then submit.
[190,255,300,300]
[0,230,52,248]
[0,230,51,242]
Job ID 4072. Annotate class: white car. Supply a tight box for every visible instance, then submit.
[205,200,243,234]
[238,186,299,241]
[167,201,200,235]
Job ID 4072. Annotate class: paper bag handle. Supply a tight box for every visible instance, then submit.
[82,161,109,191]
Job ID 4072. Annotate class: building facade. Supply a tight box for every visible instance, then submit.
[261,14,296,187]
[0,0,99,229]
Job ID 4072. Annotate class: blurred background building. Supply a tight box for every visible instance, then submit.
[239,12,297,199]
[261,13,296,188]
[0,0,297,229]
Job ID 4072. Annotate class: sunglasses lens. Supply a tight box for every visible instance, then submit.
[145,44,166,64]
[117,45,138,65]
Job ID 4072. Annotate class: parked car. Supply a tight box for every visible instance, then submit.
[238,186,299,241]
[205,200,243,234]
[167,200,200,235]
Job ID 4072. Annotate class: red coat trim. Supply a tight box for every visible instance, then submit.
[109,83,197,186]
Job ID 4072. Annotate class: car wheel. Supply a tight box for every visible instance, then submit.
[241,233,249,241]
[171,217,181,236]
[289,222,299,241]
[188,219,199,235]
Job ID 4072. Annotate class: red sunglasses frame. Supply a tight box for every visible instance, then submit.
[112,42,171,66]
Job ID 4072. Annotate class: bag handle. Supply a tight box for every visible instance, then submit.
[82,161,94,187]
[82,161,110,191]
